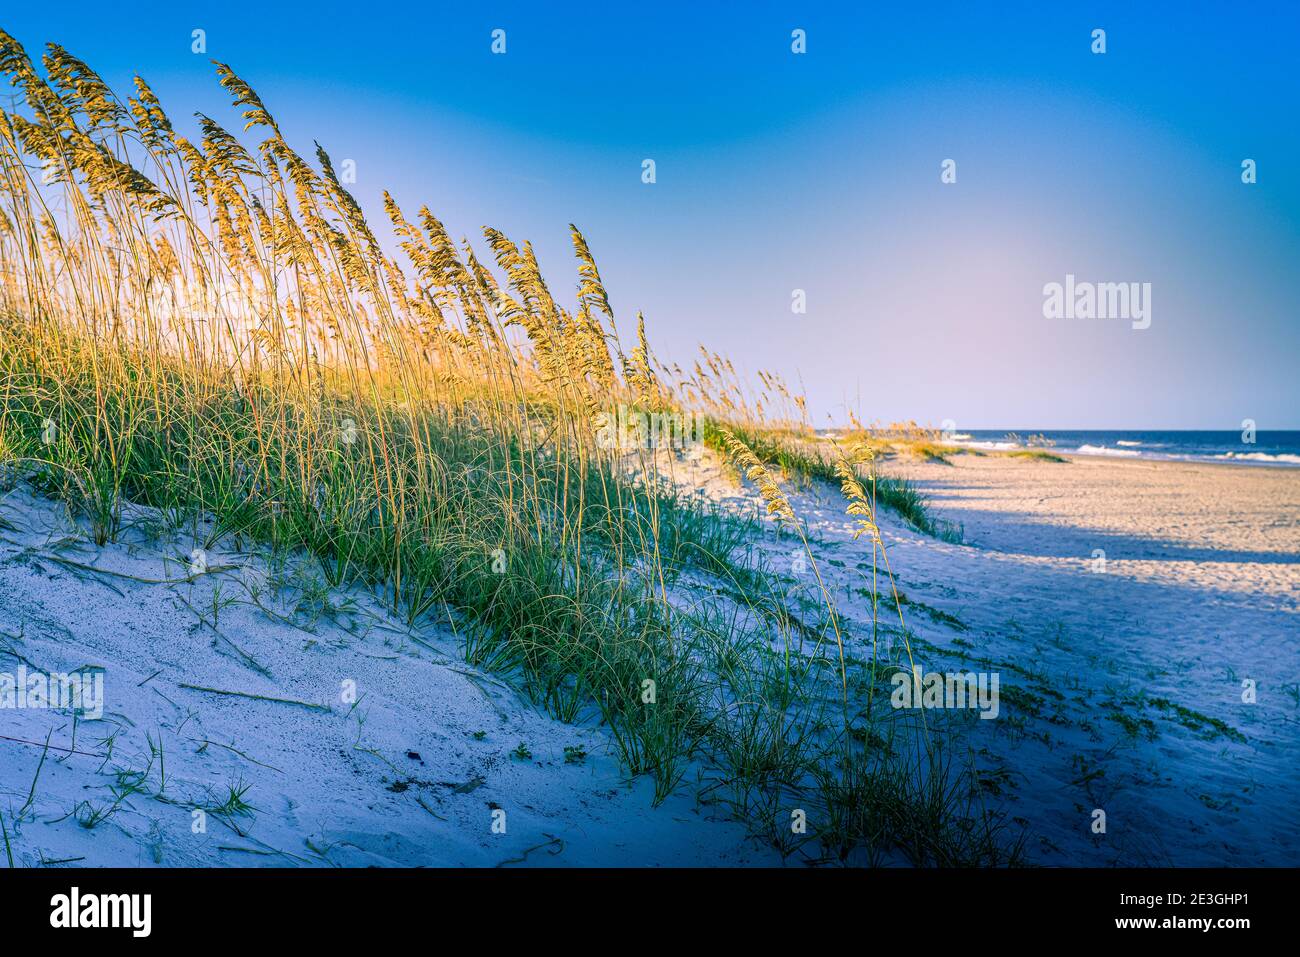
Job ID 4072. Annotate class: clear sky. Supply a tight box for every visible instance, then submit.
[4,2,1298,428]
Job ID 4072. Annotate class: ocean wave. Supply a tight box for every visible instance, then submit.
[1115,440,1143,447]
[1217,451,1300,465]
[1074,444,1142,457]
[954,439,1020,451]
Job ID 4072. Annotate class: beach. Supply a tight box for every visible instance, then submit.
[896,452,1300,601]
[3,450,1294,867]
[0,4,1295,933]
[0,481,775,868]
[690,448,1300,864]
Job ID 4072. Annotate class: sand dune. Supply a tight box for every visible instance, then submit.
[3,451,1295,866]
[0,483,770,868]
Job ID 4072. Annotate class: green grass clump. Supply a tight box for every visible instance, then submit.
[1003,450,1067,463]
[1147,697,1246,743]
[699,421,961,542]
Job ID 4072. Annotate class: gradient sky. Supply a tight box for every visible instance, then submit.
[5,2,1298,428]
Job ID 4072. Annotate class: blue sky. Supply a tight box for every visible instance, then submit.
[4,2,1298,427]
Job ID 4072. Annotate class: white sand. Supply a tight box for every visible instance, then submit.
[683,449,1300,865]
[3,450,1296,867]
[0,483,771,867]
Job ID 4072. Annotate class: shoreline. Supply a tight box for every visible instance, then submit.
[1051,450,1299,469]
[815,430,1300,469]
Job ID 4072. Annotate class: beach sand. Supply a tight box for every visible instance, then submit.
[688,449,1300,865]
[0,483,773,868]
[1,451,1295,866]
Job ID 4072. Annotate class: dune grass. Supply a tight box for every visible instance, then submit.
[0,30,1015,864]
[701,422,965,543]
[1003,450,1067,463]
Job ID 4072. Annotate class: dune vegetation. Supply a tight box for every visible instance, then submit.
[0,31,1019,864]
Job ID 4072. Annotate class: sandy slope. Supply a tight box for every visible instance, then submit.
[0,483,771,868]
[3,449,1296,868]
[686,449,1300,865]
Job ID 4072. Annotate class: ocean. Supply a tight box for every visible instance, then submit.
[948,430,1300,467]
